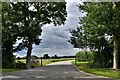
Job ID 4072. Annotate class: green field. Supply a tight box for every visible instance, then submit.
[16,58,74,66]
[72,61,120,79]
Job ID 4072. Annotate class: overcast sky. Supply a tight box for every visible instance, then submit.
[14,0,85,58]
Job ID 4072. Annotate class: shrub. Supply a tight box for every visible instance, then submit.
[31,60,40,68]
[15,61,26,69]
[2,51,15,68]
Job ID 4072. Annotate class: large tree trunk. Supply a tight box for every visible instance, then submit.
[113,36,118,69]
[112,2,120,69]
[26,41,33,69]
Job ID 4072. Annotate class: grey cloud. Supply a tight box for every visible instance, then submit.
[32,48,79,57]
[42,26,70,39]
[35,35,73,48]
[16,1,83,57]
[37,1,83,49]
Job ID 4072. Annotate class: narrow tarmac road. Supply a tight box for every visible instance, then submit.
[2,61,114,80]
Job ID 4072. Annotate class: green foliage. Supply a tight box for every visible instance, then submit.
[69,27,85,48]
[9,2,67,51]
[31,55,39,59]
[72,61,89,68]
[15,61,26,69]
[78,2,120,69]
[2,54,15,68]
[76,51,93,62]
[2,2,67,69]
[70,2,120,68]
[2,3,17,68]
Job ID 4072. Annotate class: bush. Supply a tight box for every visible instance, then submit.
[2,51,15,68]
[31,60,40,68]
[15,61,26,69]
[76,51,93,62]
[51,60,55,62]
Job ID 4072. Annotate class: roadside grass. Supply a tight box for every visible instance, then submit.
[80,68,119,79]
[72,61,120,79]
[1,69,20,73]
[0,69,1,73]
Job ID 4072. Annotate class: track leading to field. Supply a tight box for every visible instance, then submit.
[2,61,114,80]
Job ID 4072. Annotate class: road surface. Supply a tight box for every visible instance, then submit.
[1,60,114,80]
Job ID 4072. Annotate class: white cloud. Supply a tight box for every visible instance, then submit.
[13,50,27,58]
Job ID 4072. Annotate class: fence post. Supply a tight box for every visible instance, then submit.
[41,57,42,66]
[75,55,77,65]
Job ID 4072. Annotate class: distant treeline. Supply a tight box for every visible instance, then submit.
[16,55,75,59]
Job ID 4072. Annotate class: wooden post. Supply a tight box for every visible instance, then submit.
[75,55,77,65]
[41,57,42,66]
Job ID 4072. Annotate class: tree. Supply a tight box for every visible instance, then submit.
[78,2,120,69]
[17,57,21,59]
[2,3,18,68]
[54,55,58,59]
[2,2,67,69]
[76,51,93,62]
[43,54,49,59]
[31,55,39,59]
[69,27,93,68]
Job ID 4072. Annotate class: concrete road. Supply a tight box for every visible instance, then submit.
[2,61,114,80]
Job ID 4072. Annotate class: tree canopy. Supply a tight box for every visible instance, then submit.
[69,2,120,69]
[2,2,67,68]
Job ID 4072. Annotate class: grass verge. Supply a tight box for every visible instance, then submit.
[1,69,20,73]
[72,61,120,79]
